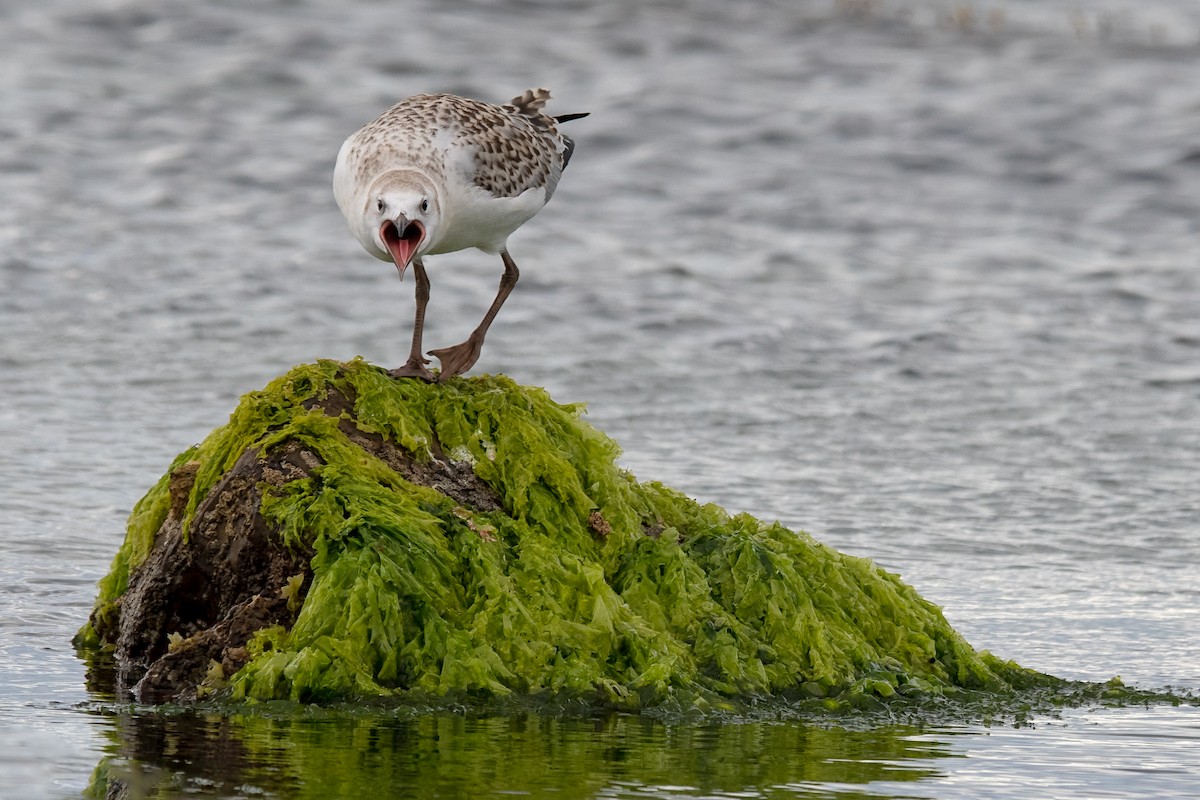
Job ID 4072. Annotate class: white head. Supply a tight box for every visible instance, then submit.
[362,170,441,279]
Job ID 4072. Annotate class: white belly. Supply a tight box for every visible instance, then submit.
[430,184,548,255]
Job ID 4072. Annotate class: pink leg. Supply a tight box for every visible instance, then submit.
[429,249,519,381]
[389,258,436,382]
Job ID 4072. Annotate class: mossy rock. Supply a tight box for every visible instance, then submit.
[75,358,1049,709]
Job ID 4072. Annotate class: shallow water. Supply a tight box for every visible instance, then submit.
[2,0,1199,797]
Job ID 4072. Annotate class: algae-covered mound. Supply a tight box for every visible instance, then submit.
[75,358,1047,708]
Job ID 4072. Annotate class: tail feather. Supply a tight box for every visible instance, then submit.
[506,90,588,169]
[508,88,552,117]
[507,89,589,130]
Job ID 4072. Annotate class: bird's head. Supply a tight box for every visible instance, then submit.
[368,171,441,280]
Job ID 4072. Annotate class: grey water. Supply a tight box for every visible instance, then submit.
[2,0,1199,796]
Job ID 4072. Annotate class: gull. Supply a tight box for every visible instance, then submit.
[333,88,588,381]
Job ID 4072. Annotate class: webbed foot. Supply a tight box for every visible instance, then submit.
[428,336,484,382]
[389,356,436,382]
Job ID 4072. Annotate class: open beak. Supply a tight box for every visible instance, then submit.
[381,216,425,281]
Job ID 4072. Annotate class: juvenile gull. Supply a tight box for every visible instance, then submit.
[333,88,588,382]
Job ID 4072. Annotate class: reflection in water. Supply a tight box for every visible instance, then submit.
[89,707,952,799]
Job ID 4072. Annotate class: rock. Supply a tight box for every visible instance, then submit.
[98,442,314,702]
[75,358,1049,708]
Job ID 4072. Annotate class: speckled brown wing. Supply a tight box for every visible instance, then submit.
[349,91,570,200]
[451,89,569,199]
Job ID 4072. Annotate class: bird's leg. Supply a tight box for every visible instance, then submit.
[389,257,436,382]
[429,249,520,381]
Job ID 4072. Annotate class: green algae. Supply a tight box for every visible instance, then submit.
[77,358,1056,709]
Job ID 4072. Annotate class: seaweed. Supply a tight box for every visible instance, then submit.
[76,358,1056,709]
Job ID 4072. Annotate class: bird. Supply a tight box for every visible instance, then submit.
[333,88,588,382]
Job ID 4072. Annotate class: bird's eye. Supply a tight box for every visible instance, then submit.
[420,199,430,213]
[376,198,385,212]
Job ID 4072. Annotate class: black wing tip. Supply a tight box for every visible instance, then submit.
[561,135,578,170]
[556,114,589,169]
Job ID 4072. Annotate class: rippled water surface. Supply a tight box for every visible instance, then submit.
[2,0,1199,797]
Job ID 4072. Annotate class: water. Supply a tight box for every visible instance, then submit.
[2,0,1199,796]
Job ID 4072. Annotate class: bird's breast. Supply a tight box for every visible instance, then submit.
[431,183,549,255]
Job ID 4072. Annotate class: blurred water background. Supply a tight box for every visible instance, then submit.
[1,0,1198,797]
